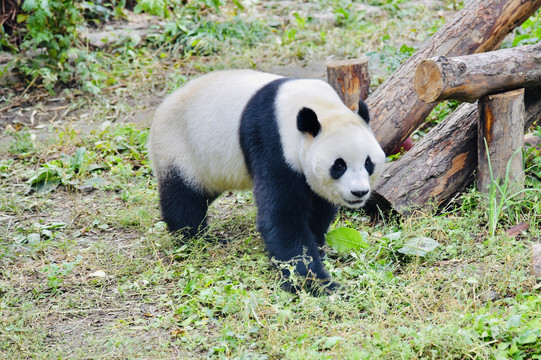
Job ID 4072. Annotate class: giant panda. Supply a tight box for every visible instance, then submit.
[149,69,386,293]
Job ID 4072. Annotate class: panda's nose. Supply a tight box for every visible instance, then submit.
[351,190,369,198]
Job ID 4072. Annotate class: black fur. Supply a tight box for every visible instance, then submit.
[365,156,374,175]
[239,78,339,290]
[158,166,218,237]
[297,107,321,137]
[358,99,370,124]
[330,158,347,180]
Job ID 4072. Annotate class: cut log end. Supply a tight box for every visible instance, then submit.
[326,57,369,68]
[486,88,526,101]
[326,57,370,110]
[414,59,443,103]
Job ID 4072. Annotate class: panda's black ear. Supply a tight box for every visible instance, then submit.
[297,107,321,137]
[357,99,370,124]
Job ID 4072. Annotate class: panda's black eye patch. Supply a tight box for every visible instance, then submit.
[330,158,347,179]
[365,156,374,175]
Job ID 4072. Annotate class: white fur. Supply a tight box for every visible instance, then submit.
[149,70,282,192]
[274,79,386,208]
[149,70,386,208]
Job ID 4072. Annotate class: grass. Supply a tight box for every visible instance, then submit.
[1,122,540,359]
[2,1,541,359]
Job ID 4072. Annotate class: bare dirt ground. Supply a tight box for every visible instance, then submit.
[0,61,329,153]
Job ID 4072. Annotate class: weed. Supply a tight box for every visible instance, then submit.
[8,131,35,155]
[512,8,541,46]
[17,0,84,91]
[524,126,541,185]
[465,295,541,359]
[41,255,82,295]
[481,139,540,238]
[367,39,417,85]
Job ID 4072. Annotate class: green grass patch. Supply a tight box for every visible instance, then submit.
[2,124,540,358]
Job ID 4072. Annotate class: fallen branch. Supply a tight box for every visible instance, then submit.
[366,0,541,154]
[375,86,541,213]
[414,43,541,103]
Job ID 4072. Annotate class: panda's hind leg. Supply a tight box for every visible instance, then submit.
[157,166,217,238]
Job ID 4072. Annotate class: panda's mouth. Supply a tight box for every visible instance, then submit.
[344,199,365,207]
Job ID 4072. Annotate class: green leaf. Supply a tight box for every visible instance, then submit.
[22,0,38,11]
[383,231,402,242]
[397,237,440,257]
[71,147,86,172]
[516,329,540,345]
[323,336,345,349]
[232,0,244,10]
[513,34,533,47]
[16,14,29,23]
[27,233,40,244]
[506,315,523,330]
[326,227,369,251]
[27,167,62,194]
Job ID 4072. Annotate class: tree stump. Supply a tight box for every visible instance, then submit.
[326,58,370,111]
[477,88,525,193]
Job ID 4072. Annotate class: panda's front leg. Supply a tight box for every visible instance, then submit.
[253,178,338,293]
[309,193,338,250]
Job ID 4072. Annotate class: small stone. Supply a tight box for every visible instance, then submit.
[89,270,106,278]
[481,290,500,302]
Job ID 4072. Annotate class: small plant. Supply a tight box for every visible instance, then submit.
[157,14,269,57]
[17,0,84,91]
[368,39,417,78]
[134,0,170,18]
[8,131,35,155]
[81,0,119,25]
[27,147,103,193]
[524,127,541,185]
[466,296,541,359]
[41,255,82,294]
[485,161,513,237]
[482,139,537,237]
[512,9,541,46]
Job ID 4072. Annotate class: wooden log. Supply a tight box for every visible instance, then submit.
[326,58,370,111]
[375,86,541,213]
[525,133,541,149]
[477,89,525,193]
[366,0,541,155]
[415,43,541,103]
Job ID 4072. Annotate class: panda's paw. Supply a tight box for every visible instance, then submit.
[279,277,341,296]
[280,280,302,294]
[308,279,341,296]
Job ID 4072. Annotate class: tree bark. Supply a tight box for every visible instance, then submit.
[374,86,541,213]
[326,58,370,111]
[415,43,541,103]
[366,0,541,155]
[477,89,525,193]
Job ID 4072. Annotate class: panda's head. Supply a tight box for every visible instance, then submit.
[297,101,386,208]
